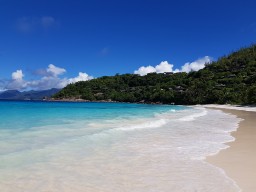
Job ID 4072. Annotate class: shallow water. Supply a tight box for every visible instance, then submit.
[0,101,241,191]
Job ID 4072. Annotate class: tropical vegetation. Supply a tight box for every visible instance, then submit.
[53,44,256,105]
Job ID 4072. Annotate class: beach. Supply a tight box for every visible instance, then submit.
[206,106,256,192]
[0,101,245,192]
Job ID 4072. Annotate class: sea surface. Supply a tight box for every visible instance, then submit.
[0,101,241,192]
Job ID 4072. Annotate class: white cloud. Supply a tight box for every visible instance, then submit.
[68,72,93,84]
[2,65,93,91]
[46,64,66,77]
[134,57,212,76]
[28,71,93,90]
[155,61,174,73]
[6,70,27,90]
[28,76,66,90]
[134,61,174,76]
[33,64,66,77]
[12,70,24,80]
[134,66,156,76]
[5,80,26,90]
[180,56,212,73]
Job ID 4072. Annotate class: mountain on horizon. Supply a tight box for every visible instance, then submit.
[0,88,60,100]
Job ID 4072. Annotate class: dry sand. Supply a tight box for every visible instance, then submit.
[206,108,256,192]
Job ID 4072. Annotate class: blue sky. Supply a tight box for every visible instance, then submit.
[0,0,256,90]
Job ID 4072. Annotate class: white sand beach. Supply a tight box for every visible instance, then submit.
[206,105,256,192]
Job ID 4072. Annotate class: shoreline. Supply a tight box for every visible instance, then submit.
[206,107,256,192]
[0,98,169,106]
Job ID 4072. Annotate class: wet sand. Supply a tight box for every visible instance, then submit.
[207,108,256,192]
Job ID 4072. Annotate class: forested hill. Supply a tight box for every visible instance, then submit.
[53,44,256,105]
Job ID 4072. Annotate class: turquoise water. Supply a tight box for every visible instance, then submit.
[0,101,241,192]
[0,101,183,129]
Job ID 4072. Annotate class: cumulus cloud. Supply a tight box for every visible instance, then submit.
[46,64,66,77]
[179,56,212,73]
[155,61,174,73]
[28,71,93,90]
[134,66,156,76]
[134,56,212,76]
[12,70,24,80]
[2,65,93,91]
[5,70,27,90]
[68,72,93,84]
[33,64,66,77]
[134,61,174,76]
[28,76,66,90]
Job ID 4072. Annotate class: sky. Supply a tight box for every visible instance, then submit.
[0,0,256,91]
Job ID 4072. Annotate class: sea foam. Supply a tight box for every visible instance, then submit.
[0,102,242,192]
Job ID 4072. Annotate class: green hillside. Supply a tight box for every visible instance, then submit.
[53,44,256,105]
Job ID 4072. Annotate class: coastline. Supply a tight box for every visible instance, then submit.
[206,107,256,192]
[1,101,256,191]
[48,98,167,105]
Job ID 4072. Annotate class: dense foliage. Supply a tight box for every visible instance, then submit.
[53,44,256,105]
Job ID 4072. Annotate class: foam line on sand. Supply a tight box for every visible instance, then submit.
[206,107,256,192]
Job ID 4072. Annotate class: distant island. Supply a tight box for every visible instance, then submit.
[52,44,256,105]
[0,88,60,100]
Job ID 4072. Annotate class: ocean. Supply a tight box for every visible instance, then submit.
[0,101,241,192]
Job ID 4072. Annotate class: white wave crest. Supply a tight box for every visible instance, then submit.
[178,108,208,121]
[117,118,168,131]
